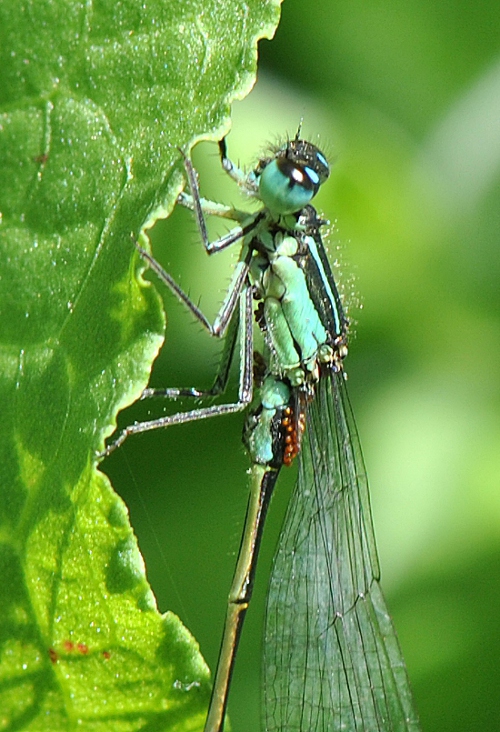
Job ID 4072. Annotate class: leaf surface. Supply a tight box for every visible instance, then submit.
[0,0,282,728]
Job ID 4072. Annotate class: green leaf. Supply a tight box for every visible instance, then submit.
[0,0,282,729]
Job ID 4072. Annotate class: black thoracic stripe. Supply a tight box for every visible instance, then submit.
[298,225,348,347]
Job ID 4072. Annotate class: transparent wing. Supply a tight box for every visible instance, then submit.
[263,372,420,732]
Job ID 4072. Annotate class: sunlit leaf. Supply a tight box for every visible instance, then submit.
[0,0,282,728]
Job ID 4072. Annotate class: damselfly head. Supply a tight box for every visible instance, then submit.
[257,139,330,216]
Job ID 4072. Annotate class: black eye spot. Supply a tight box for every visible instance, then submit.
[277,158,315,191]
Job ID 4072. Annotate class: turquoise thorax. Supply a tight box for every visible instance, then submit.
[249,230,333,386]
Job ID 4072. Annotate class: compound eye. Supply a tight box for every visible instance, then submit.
[259,158,320,215]
[280,158,321,193]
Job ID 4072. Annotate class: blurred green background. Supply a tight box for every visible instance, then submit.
[103,1,500,729]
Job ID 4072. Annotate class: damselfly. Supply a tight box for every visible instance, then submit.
[102,129,421,732]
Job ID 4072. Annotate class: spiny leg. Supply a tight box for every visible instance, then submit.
[142,288,241,401]
[100,285,255,458]
[177,145,262,256]
[134,236,252,338]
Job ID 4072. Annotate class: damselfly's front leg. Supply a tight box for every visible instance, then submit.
[177,146,263,255]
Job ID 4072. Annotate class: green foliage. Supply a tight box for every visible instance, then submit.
[0,0,282,728]
[98,3,500,731]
